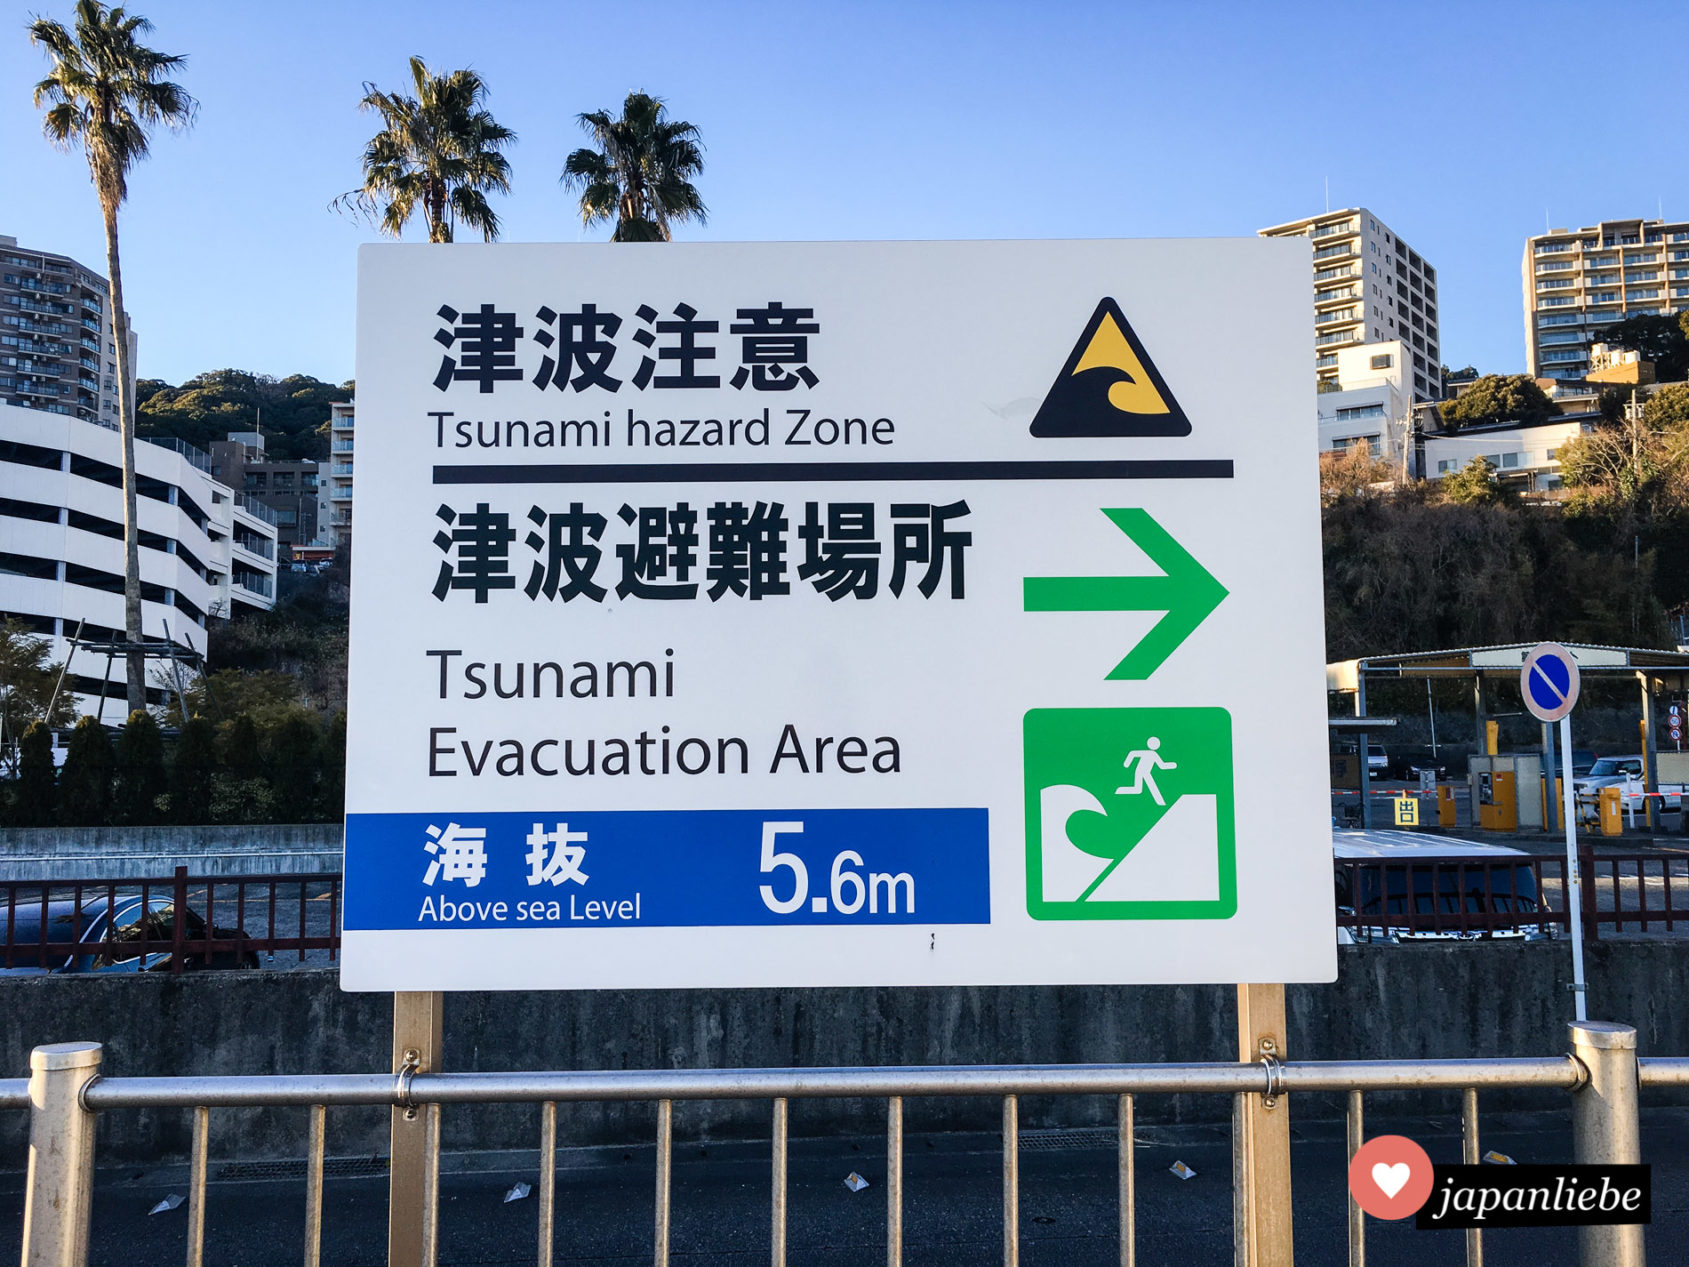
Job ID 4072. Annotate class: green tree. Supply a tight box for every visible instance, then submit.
[1440,455,1506,505]
[1591,314,1689,382]
[0,619,76,747]
[113,707,165,823]
[562,92,705,242]
[58,715,115,825]
[167,668,302,727]
[340,56,514,243]
[12,721,57,827]
[213,712,267,823]
[137,369,349,460]
[1644,382,1689,429]
[218,712,263,782]
[31,1,195,714]
[169,714,216,824]
[319,709,346,821]
[1437,374,1557,432]
[265,707,320,814]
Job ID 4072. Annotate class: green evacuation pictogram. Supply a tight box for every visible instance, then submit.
[1025,707,1236,921]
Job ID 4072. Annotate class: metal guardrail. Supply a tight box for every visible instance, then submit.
[1336,854,1689,940]
[1,867,341,972]
[8,1026,1665,1267]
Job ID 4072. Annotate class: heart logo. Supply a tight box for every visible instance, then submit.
[1349,1135,1434,1219]
[1372,1161,1410,1198]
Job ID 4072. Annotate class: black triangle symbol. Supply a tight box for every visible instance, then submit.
[1029,298,1192,438]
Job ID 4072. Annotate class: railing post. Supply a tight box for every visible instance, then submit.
[1579,847,1601,944]
[22,1042,102,1267]
[1569,1021,1644,1267]
[172,864,189,972]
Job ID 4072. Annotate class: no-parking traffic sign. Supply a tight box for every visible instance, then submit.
[1521,642,1581,724]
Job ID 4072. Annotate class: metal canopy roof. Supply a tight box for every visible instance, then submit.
[1327,642,1689,692]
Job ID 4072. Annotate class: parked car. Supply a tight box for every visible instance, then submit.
[0,895,258,975]
[1335,743,1389,774]
[1333,830,1551,945]
[1574,756,1684,812]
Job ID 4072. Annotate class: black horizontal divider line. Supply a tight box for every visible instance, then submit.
[433,459,1234,484]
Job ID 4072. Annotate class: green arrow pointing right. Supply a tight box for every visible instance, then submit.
[1023,508,1228,680]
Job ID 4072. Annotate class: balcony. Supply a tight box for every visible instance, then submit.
[141,434,211,472]
[330,485,353,502]
[1310,220,1357,240]
[234,492,278,525]
[1312,243,1356,262]
[233,533,275,561]
[331,439,354,452]
[330,462,354,475]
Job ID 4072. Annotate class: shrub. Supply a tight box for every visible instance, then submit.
[58,716,115,826]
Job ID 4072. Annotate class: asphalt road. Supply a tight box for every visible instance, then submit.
[3,1112,1684,1265]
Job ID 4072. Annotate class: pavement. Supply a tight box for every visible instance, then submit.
[3,1110,1686,1265]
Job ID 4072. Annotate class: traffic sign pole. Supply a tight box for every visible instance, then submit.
[1521,643,1586,1023]
[1560,715,1587,1023]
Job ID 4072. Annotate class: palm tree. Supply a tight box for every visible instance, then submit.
[562,93,705,242]
[341,57,515,243]
[31,0,195,715]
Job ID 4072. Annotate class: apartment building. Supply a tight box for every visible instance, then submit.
[1259,208,1442,402]
[0,401,277,714]
[1523,217,1689,380]
[0,234,135,426]
[324,400,353,546]
[1423,414,1596,495]
[208,430,322,551]
[1316,340,1414,471]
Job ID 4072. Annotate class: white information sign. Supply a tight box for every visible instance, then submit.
[343,240,1335,991]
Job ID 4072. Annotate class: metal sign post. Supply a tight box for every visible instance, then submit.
[1522,643,1586,1022]
[1233,983,1293,1267]
[389,991,443,1267]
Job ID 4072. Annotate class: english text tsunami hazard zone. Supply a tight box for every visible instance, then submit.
[434,458,1235,485]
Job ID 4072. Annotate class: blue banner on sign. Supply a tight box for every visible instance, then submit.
[344,809,990,930]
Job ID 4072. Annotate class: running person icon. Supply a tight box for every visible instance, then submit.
[1116,737,1177,807]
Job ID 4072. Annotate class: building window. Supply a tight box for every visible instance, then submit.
[1370,354,1392,370]
[1334,404,1386,421]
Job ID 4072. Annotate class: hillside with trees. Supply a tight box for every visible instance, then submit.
[137,369,351,460]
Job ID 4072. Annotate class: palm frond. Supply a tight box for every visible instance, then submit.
[343,55,515,241]
[564,92,705,241]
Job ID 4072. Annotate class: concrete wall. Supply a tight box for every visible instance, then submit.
[0,823,341,880]
[3,940,1686,1164]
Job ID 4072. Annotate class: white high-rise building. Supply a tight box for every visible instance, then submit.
[324,400,354,547]
[0,234,135,426]
[1259,209,1442,402]
[1522,217,1689,380]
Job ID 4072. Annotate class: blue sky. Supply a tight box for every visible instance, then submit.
[4,0,1686,387]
